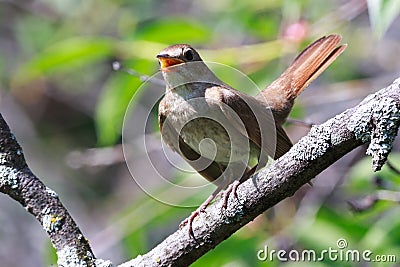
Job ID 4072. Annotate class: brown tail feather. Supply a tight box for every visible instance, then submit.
[257,34,346,125]
[287,35,346,97]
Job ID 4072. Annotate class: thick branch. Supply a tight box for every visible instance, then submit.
[0,115,112,267]
[0,78,399,267]
[121,78,400,267]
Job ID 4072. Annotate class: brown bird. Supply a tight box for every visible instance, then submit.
[157,34,346,236]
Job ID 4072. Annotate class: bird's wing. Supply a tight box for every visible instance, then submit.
[205,86,292,159]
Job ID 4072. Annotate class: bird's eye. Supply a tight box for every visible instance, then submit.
[183,49,194,61]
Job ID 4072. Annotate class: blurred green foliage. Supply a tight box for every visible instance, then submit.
[0,0,399,266]
[367,0,400,38]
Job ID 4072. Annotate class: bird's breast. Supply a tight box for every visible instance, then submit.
[159,88,259,164]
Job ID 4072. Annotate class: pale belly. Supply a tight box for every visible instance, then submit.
[163,95,260,164]
[181,118,257,163]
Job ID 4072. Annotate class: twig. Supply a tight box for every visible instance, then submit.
[387,160,400,175]
[66,145,124,169]
[348,190,400,212]
[112,61,165,86]
[286,118,315,128]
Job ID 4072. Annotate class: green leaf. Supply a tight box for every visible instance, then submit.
[242,8,280,39]
[13,37,113,86]
[347,153,400,194]
[367,0,400,38]
[133,17,210,44]
[95,59,154,146]
[346,157,377,194]
[122,230,148,258]
[95,72,141,146]
[359,207,400,257]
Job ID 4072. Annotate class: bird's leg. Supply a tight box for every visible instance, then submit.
[221,180,240,209]
[181,164,257,237]
[180,178,230,237]
[221,165,257,208]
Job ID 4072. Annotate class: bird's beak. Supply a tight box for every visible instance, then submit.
[156,54,185,69]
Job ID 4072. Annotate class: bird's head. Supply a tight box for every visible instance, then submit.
[157,44,203,69]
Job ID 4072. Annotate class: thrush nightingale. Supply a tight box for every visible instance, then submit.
[157,34,346,236]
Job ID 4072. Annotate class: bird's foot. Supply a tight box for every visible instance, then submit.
[179,198,211,237]
[221,180,241,209]
[180,210,200,238]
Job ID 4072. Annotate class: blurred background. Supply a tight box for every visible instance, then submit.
[0,0,400,266]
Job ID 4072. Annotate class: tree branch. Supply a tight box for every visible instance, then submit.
[0,115,112,266]
[0,78,399,266]
[121,78,400,267]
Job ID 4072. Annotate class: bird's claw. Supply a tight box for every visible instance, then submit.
[221,180,240,209]
[179,208,205,237]
[179,180,241,238]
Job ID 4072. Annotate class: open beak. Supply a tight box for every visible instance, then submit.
[156,54,185,68]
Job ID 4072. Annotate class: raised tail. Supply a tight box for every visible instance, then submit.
[257,34,346,125]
